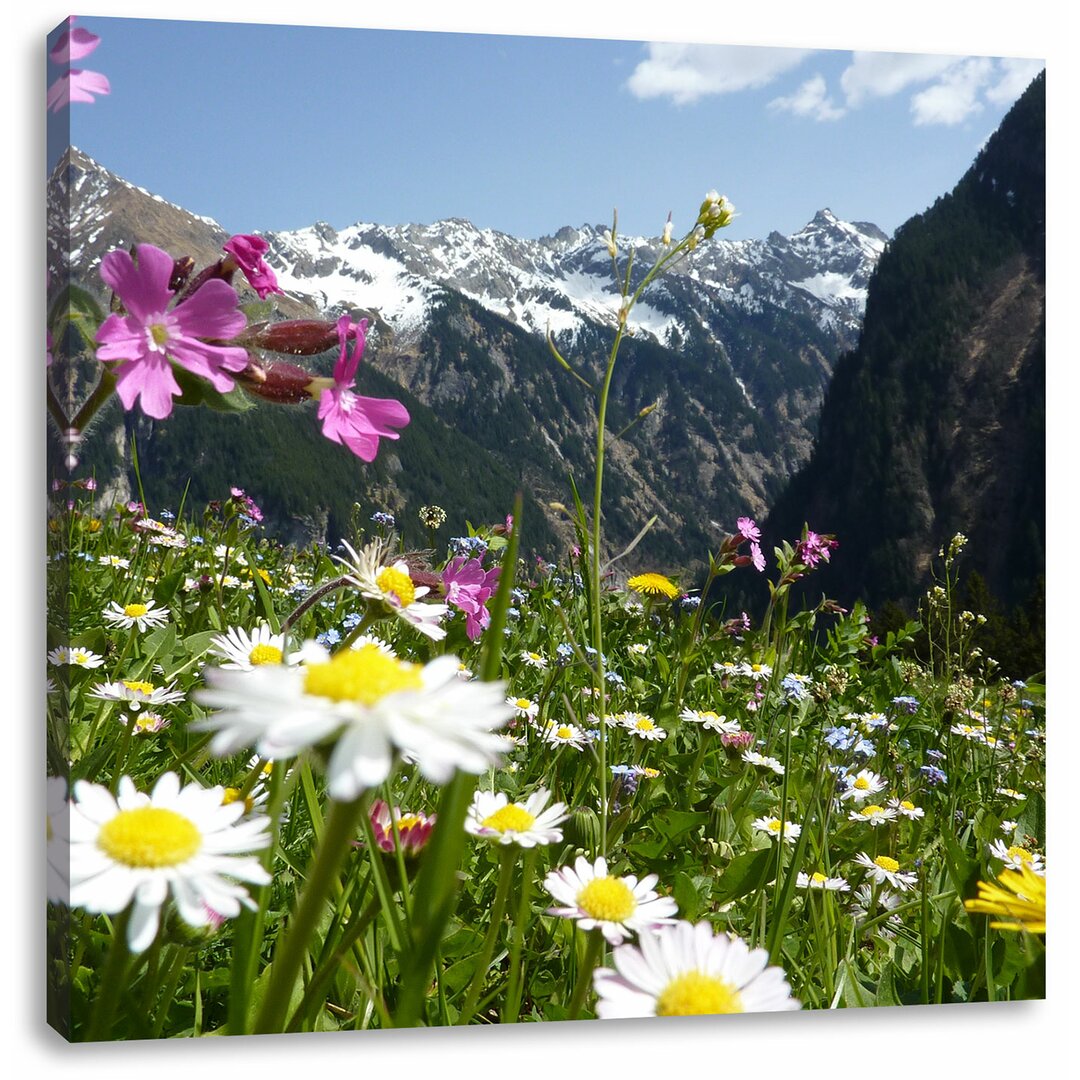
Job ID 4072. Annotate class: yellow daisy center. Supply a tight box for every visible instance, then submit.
[853,777,870,790]
[628,573,678,599]
[515,698,533,710]
[1007,846,1034,864]
[811,872,827,883]
[248,643,283,666]
[556,726,574,740]
[222,787,254,813]
[861,805,885,817]
[900,800,916,811]
[766,820,783,833]
[635,718,655,732]
[303,644,423,705]
[395,814,424,832]
[134,713,161,732]
[123,603,149,618]
[874,855,900,873]
[376,566,415,608]
[641,767,660,779]
[481,804,536,834]
[122,680,155,695]
[576,876,637,921]
[751,664,763,673]
[73,650,92,664]
[656,972,743,1016]
[98,806,201,868]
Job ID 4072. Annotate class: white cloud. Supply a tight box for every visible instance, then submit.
[626,43,811,105]
[768,74,845,121]
[910,57,994,126]
[985,57,1045,104]
[840,52,964,107]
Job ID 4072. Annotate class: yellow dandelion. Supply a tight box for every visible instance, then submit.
[627,573,679,600]
[964,863,1045,933]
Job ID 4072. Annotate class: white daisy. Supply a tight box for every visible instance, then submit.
[618,712,667,741]
[987,839,1045,875]
[887,797,925,820]
[848,804,898,826]
[752,817,801,844]
[628,643,649,657]
[120,710,170,735]
[854,852,918,891]
[349,634,394,655]
[593,921,800,1018]
[796,871,850,892]
[1001,820,1018,834]
[737,661,773,680]
[98,555,131,569]
[89,679,186,712]
[537,720,588,751]
[67,772,271,953]
[465,788,568,847]
[743,750,785,775]
[335,538,448,640]
[521,651,548,669]
[208,624,297,671]
[195,643,513,801]
[507,696,540,722]
[543,855,679,944]
[679,708,741,734]
[102,600,170,632]
[713,660,741,677]
[47,645,105,669]
[996,787,1027,801]
[839,769,887,803]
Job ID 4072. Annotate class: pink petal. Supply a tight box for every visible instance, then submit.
[95,312,149,361]
[166,338,248,391]
[50,26,101,64]
[100,246,174,322]
[114,355,181,419]
[171,278,246,341]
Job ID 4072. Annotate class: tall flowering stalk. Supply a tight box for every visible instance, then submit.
[550,193,735,856]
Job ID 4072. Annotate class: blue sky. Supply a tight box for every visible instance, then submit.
[49,16,1043,242]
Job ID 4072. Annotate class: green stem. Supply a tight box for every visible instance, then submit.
[458,848,515,1024]
[254,794,367,1034]
[286,893,380,1033]
[567,930,605,1020]
[502,847,537,1022]
[85,908,132,1041]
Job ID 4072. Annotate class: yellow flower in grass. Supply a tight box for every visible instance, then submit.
[627,573,679,600]
[965,864,1045,933]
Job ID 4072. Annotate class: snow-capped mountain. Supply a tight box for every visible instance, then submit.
[48,148,889,568]
[262,208,886,352]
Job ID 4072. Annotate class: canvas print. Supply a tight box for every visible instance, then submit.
[45,16,1046,1040]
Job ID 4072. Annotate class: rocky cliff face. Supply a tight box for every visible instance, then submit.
[765,72,1045,615]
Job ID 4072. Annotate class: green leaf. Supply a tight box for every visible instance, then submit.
[714,848,773,902]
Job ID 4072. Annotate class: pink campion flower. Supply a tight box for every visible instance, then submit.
[222,235,284,300]
[47,70,111,112]
[47,17,109,112]
[95,244,249,420]
[442,556,501,640]
[49,17,101,63]
[316,316,410,461]
[737,516,761,542]
[796,530,839,569]
[750,541,766,572]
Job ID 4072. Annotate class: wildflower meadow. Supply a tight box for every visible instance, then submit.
[45,16,1046,1043]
